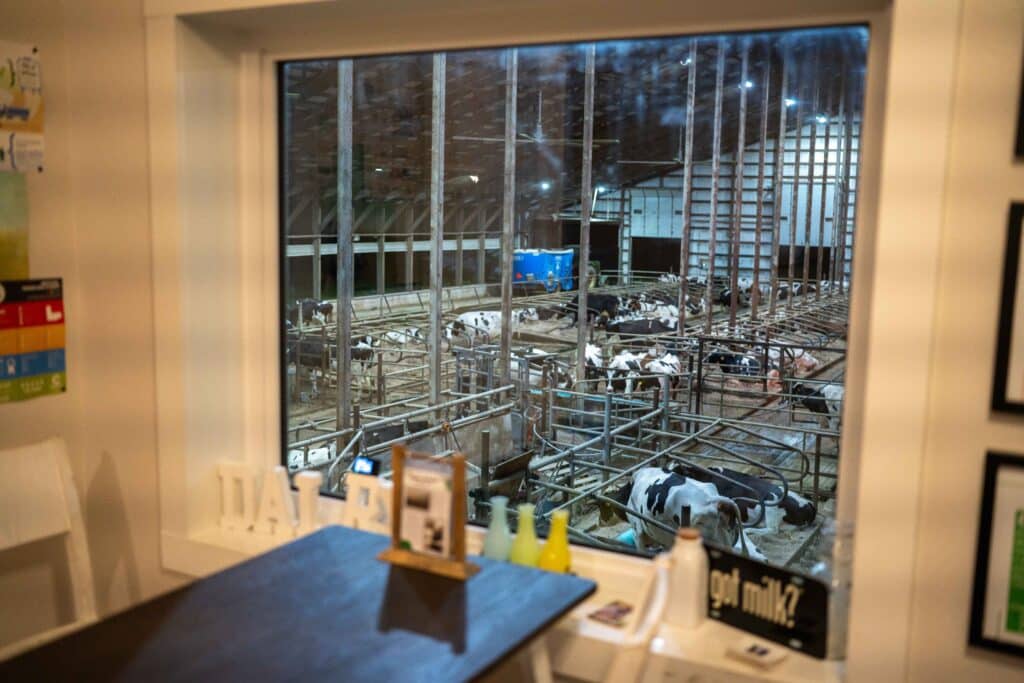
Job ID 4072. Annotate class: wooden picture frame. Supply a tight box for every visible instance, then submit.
[378,445,479,580]
[992,203,1024,413]
[969,451,1024,658]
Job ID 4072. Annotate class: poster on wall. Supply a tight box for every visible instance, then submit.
[0,278,65,403]
[0,171,29,278]
[0,40,44,173]
[970,451,1024,659]
[992,202,1024,413]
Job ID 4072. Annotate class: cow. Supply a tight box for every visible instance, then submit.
[290,298,334,326]
[287,442,336,471]
[382,327,424,361]
[788,382,844,431]
[606,317,677,338]
[677,464,817,527]
[706,350,762,378]
[512,351,573,389]
[445,311,502,346]
[562,294,620,327]
[716,288,751,308]
[349,335,377,398]
[613,466,763,559]
[768,346,820,374]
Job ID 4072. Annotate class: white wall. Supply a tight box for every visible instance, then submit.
[908,1,1024,679]
[0,0,185,649]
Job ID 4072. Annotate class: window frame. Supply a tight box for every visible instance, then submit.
[143,2,956,679]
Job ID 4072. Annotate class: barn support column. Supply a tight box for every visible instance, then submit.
[728,38,749,330]
[429,52,446,406]
[575,44,596,387]
[456,233,464,286]
[677,40,696,330]
[404,231,414,291]
[815,86,833,301]
[829,76,847,294]
[336,59,354,431]
[499,48,517,386]
[786,67,804,313]
[802,51,820,299]
[705,37,726,333]
[767,51,788,316]
[377,235,385,295]
[618,189,629,284]
[839,75,858,294]
[312,201,322,301]
[751,55,771,320]
[477,235,486,285]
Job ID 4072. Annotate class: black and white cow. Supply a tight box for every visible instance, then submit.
[706,350,763,378]
[511,348,573,389]
[677,465,817,527]
[613,466,763,559]
[788,383,844,431]
[290,298,334,326]
[606,317,677,338]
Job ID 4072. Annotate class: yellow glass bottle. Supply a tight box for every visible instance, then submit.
[538,509,571,573]
[509,503,541,567]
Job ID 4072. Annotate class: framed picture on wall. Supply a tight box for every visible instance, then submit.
[992,202,1024,413]
[969,451,1024,658]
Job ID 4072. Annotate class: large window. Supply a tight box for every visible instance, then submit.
[280,26,867,576]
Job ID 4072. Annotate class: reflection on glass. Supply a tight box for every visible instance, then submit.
[280,26,868,595]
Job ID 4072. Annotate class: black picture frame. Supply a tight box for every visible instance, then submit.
[1017,50,1024,159]
[969,451,1024,658]
[992,202,1024,414]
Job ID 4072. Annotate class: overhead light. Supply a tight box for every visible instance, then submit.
[784,98,797,107]
[540,181,552,191]
[816,114,828,123]
[596,185,607,194]
[741,80,754,89]
[374,167,384,173]
[680,57,692,66]
[469,174,479,183]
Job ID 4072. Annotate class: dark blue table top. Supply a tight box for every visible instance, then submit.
[0,525,596,682]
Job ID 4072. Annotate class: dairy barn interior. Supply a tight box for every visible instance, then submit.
[281,26,865,574]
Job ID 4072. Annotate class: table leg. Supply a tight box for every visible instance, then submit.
[529,636,554,683]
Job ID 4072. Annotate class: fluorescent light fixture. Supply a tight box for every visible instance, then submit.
[469,174,479,183]
[596,185,606,194]
[540,181,552,191]
[784,98,797,107]
[741,80,754,89]
[374,167,384,172]
[680,57,692,66]
[816,114,828,123]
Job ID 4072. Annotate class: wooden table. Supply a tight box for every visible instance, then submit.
[0,526,596,682]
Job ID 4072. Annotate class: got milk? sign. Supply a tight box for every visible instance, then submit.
[706,546,830,658]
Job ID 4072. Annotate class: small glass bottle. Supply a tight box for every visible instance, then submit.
[509,503,541,567]
[663,528,708,629]
[538,509,571,573]
[482,496,511,561]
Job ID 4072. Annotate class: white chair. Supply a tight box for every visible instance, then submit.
[0,437,97,661]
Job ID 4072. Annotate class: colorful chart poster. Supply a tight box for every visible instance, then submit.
[0,171,28,278]
[0,278,65,403]
[0,41,44,173]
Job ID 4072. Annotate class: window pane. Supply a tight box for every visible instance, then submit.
[280,26,868,595]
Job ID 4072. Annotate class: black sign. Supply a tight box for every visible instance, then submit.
[0,278,63,303]
[705,545,830,659]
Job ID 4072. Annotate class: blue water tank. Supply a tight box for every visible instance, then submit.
[513,249,575,292]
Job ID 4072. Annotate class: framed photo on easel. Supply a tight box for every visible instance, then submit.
[969,451,1024,659]
[378,445,479,580]
[992,203,1024,414]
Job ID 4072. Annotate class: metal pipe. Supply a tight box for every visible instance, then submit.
[576,44,596,386]
[751,54,771,320]
[677,40,697,329]
[500,49,517,386]
[480,429,491,501]
[815,86,833,300]
[530,407,664,472]
[786,59,803,314]
[729,39,749,329]
[830,77,847,292]
[377,235,385,296]
[336,59,354,431]
[706,38,726,333]
[428,53,446,407]
[839,74,858,294]
[801,51,820,299]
